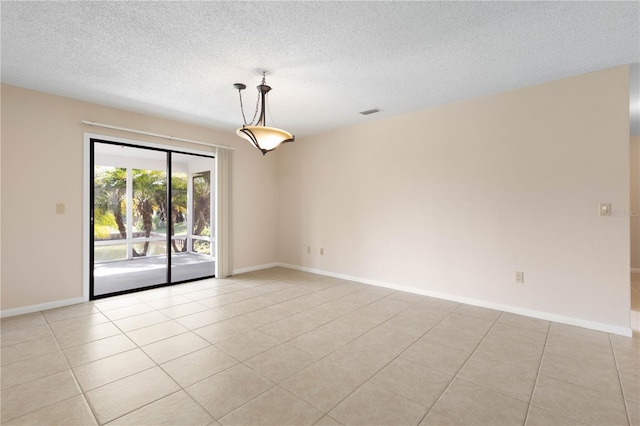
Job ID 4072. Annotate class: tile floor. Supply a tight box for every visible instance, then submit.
[1,267,639,425]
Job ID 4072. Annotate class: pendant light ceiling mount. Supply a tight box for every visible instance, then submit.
[233,71,295,155]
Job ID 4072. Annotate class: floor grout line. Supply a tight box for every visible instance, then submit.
[522,318,551,426]
[609,333,634,426]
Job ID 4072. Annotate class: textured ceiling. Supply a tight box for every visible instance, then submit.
[1,1,639,137]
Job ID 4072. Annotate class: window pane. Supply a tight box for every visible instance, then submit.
[170,237,188,254]
[94,244,127,262]
[132,169,167,245]
[192,240,211,255]
[192,171,211,237]
[132,241,167,257]
[94,166,127,241]
[172,173,188,237]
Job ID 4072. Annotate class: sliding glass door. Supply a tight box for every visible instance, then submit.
[91,140,215,298]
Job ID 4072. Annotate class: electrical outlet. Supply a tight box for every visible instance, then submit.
[515,271,524,283]
[599,203,611,217]
[320,248,324,255]
[307,246,311,254]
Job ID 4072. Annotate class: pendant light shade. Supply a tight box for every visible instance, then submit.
[236,126,295,154]
[233,72,295,155]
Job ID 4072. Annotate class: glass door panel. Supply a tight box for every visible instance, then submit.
[92,142,168,296]
[171,153,215,282]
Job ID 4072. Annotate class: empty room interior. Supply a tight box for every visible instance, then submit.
[1,2,639,426]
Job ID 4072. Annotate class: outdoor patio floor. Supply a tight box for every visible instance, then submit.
[94,253,215,296]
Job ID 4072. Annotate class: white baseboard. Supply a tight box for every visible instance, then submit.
[232,262,281,275]
[1,297,85,319]
[3,263,632,337]
[277,263,633,337]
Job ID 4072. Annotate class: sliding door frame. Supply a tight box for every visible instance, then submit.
[83,133,217,301]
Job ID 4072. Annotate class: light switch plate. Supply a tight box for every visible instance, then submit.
[599,203,611,217]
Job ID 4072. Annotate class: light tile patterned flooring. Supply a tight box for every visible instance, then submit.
[1,267,639,425]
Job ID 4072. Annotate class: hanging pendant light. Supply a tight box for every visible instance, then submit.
[233,72,295,155]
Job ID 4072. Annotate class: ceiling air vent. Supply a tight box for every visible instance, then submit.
[359,108,382,116]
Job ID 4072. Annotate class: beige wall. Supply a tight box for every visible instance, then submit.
[632,136,640,270]
[1,84,278,310]
[1,67,632,331]
[277,66,631,329]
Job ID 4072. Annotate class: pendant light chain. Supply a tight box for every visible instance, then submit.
[237,87,260,126]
